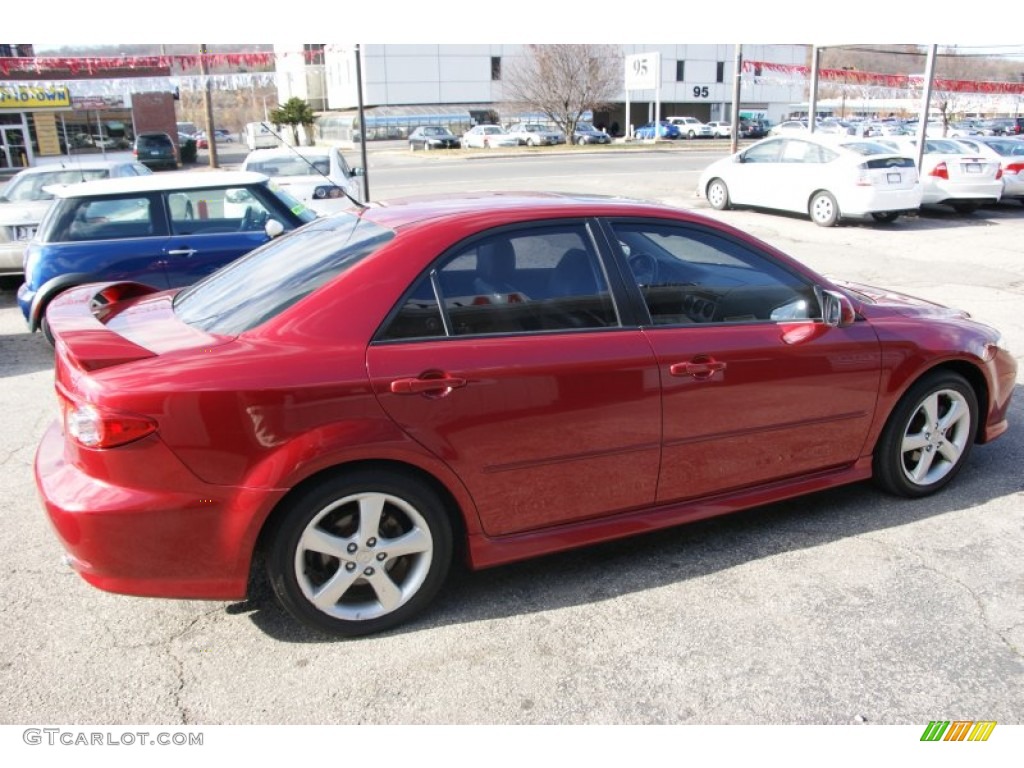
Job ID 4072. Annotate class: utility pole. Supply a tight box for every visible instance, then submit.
[199,44,219,169]
[730,45,742,154]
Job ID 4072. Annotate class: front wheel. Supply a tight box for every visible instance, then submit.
[873,371,978,498]
[809,191,840,227]
[706,178,731,211]
[266,470,454,636]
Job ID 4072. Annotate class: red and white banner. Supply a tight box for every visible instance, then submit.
[742,60,1024,95]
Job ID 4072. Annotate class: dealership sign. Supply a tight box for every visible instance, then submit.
[0,85,71,109]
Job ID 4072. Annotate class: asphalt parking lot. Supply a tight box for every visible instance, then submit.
[0,153,1022,743]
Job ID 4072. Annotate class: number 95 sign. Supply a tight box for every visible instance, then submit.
[625,53,660,91]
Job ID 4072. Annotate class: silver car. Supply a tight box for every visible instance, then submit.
[0,160,152,276]
[506,122,565,147]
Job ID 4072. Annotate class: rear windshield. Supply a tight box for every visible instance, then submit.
[137,135,172,149]
[2,169,110,201]
[246,156,330,177]
[837,141,904,156]
[173,213,394,335]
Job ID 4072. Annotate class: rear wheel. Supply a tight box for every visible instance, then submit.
[873,371,978,498]
[266,469,454,636]
[706,178,731,211]
[809,191,840,227]
[871,212,900,223]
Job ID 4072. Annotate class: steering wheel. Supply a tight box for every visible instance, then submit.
[627,252,658,285]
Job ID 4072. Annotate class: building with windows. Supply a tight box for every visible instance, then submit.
[273,44,809,142]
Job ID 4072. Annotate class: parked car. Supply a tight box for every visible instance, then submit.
[506,122,564,147]
[667,116,713,139]
[133,132,178,171]
[947,121,983,138]
[874,137,1003,214]
[635,121,681,140]
[768,120,806,136]
[17,170,317,341]
[978,117,1024,136]
[462,124,519,149]
[697,134,922,226]
[240,145,364,214]
[0,160,152,276]
[738,119,769,139]
[705,121,732,138]
[408,126,461,151]
[951,135,1024,204]
[572,123,611,145]
[33,191,1015,637]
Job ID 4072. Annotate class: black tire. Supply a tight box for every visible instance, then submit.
[873,371,978,498]
[871,212,899,223]
[40,313,55,347]
[809,191,840,227]
[266,469,454,637]
[706,178,731,211]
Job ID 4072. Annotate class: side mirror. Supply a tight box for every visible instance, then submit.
[352,166,365,177]
[265,219,285,239]
[820,289,856,327]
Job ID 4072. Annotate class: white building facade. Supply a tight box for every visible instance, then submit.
[273,43,809,141]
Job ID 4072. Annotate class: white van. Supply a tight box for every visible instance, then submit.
[244,122,279,151]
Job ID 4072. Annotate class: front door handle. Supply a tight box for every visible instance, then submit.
[167,248,197,258]
[390,376,468,395]
[669,359,727,380]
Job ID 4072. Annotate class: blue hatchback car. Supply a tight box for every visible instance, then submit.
[634,122,681,140]
[18,171,318,340]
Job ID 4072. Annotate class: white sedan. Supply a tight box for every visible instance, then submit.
[240,146,364,215]
[462,125,519,149]
[697,134,922,227]
[874,137,1003,213]
[950,136,1024,205]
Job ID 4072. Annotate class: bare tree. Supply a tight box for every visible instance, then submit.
[503,45,622,141]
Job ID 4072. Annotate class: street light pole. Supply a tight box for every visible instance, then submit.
[355,44,370,202]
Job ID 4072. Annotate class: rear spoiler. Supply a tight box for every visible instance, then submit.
[46,282,161,371]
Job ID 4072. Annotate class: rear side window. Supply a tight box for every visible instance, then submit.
[380,224,619,340]
[174,213,393,334]
[42,196,154,242]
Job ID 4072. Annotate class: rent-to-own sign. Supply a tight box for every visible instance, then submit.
[0,85,71,110]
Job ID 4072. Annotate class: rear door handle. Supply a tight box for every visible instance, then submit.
[167,248,197,258]
[390,376,468,395]
[669,359,727,379]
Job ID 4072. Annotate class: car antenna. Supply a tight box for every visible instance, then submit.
[259,122,367,210]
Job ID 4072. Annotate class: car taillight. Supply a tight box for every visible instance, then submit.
[1004,162,1024,176]
[314,185,345,199]
[59,394,156,449]
[929,162,949,180]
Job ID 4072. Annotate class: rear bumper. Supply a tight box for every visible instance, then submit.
[35,420,283,600]
[839,186,923,217]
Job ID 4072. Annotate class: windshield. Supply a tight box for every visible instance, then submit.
[247,155,331,177]
[173,213,394,335]
[2,169,110,202]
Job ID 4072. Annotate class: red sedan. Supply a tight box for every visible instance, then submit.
[36,193,1016,636]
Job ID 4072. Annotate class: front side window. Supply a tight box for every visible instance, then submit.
[381,225,619,340]
[742,139,784,163]
[610,221,819,326]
